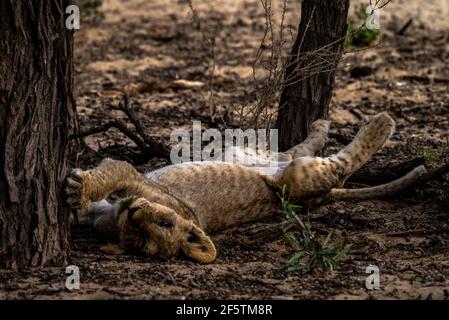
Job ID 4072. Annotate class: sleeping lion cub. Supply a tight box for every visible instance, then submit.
[65,113,425,263]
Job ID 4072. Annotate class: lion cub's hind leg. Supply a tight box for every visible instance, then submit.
[277,119,330,161]
[272,156,343,199]
[274,113,395,199]
[331,112,395,187]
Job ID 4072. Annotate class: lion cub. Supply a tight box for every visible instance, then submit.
[66,113,404,263]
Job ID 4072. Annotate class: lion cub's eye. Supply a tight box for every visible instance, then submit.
[158,220,174,229]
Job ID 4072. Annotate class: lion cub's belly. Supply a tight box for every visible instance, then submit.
[145,162,279,232]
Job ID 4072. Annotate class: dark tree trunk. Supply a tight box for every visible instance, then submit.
[0,0,76,269]
[277,0,350,151]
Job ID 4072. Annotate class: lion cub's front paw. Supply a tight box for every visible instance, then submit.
[65,169,90,209]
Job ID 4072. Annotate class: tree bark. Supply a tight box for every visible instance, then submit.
[277,0,350,151]
[0,0,76,269]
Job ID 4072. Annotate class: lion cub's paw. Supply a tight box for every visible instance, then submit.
[65,168,89,209]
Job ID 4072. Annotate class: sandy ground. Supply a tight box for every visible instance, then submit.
[1,0,448,299]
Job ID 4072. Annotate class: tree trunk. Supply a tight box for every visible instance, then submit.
[276,0,350,151]
[0,0,76,269]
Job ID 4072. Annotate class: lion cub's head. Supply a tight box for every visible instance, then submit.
[116,197,216,263]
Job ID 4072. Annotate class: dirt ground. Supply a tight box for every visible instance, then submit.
[1,0,448,299]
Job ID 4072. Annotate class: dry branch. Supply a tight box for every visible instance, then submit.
[70,95,170,163]
[70,120,146,149]
[417,162,449,185]
[397,18,413,36]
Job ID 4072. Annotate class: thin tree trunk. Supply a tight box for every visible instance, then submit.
[277,0,350,151]
[0,0,76,269]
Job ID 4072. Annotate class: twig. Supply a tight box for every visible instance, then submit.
[396,18,413,36]
[70,120,146,149]
[120,95,152,144]
[384,227,449,237]
[381,228,449,237]
[400,75,449,85]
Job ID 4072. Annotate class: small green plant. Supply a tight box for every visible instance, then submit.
[419,149,439,162]
[410,143,448,162]
[77,0,103,17]
[278,186,346,273]
[345,5,380,47]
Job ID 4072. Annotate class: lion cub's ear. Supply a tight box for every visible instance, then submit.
[100,243,126,255]
[181,224,216,263]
